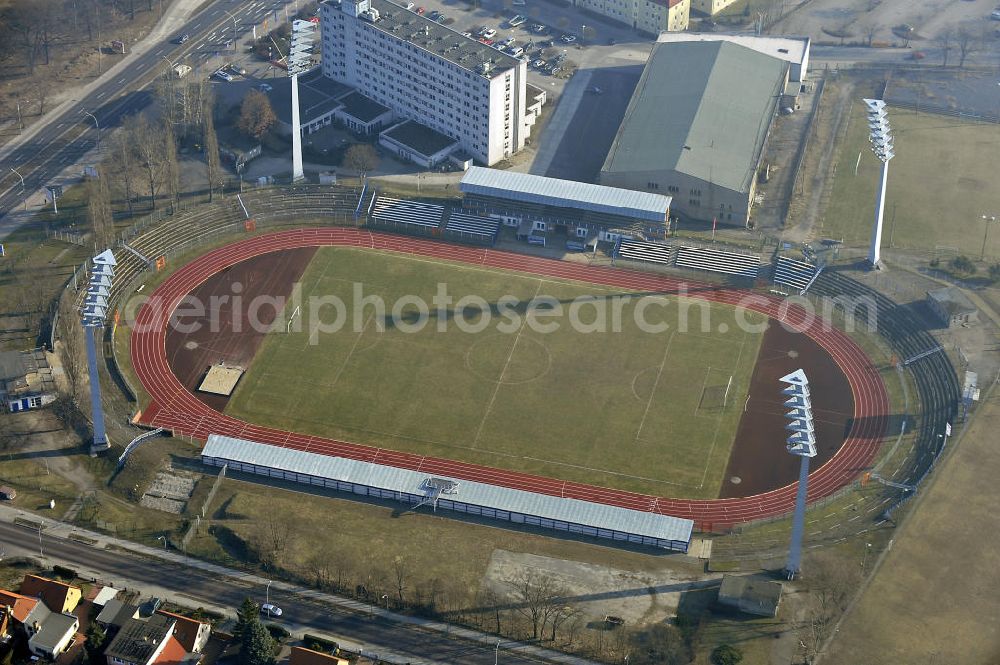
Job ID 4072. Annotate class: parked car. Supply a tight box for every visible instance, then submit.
[531,58,545,68]
[428,10,441,19]
[992,9,1000,19]
[530,23,545,32]
[0,486,16,500]
[415,6,425,13]
[479,38,494,45]
[226,63,247,75]
[560,33,577,43]
[550,66,561,75]
[508,14,526,27]
[404,1,414,8]
[462,31,473,37]
[174,33,190,44]
[512,0,526,5]
[500,36,516,47]
[213,70,234,82]
[482,28,497,38]
[261,604,283,618]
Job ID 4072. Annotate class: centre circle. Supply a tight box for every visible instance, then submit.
[465,334,552,385]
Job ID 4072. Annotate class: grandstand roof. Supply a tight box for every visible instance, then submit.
[601,41,789,195]
[460,167,671,223]
[203,434,693,545]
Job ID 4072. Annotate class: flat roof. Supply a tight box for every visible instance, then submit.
[203,434,693,544]
[269,70,351,126]
[339,91,391,123]
[460,167,672,222]
[346,0,521,76]
[927,287,977,315]
[382,120,457,157]
[657,32,810,69]
[602,40,788,195]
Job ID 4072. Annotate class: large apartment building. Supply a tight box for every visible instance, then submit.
[321,0,527,165]
[574,0,689,35]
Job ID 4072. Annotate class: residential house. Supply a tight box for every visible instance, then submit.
[96,599,141,631]
[289,646,349,665]
[20,574,83,614]
[104,615,177,665]
[155,611,211,653]
[1,588,79,658]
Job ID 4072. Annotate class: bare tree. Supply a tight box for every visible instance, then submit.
[343,143,379,179]
[798,551,862,663]
[548,604,581,643]
[251,515,292,569]
[87,168,114,249]
[935,28,954,67]
[505,570,564,640]
[161,118,181,212]
[392,556,409,606]
[57,294,85,403]
[203,91,222,202]
[126,114,164,209]
[306,552,331,589]
[863,23,879,47]
[109,130,137,216]
[955,27,979,68]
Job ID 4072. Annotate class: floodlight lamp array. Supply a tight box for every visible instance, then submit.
[288,20,317,76]
[82,249,117,328]
[780,369,817,458]
[863,98,894,163]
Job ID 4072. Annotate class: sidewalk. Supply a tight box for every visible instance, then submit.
[0,504,601,665]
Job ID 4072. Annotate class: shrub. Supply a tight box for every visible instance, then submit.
[711,644,743,665]
[52,564,78,579]
[949,255,976,275]
[303,635,338,653]
[988,264,1000,283]
[265,624,289,642]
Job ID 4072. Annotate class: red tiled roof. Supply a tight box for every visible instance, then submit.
[153,636,188,665]
[155,611,207,653]
[649,0,686,7]
[289,647,348,665]
[0,589,39,623]
[19,575,79,612]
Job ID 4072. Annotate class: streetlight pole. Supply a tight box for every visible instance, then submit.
[980,214,997,262]
[223,9,239,48]
[863,98,895,270]
[10,167,24,194]
[266,580,272,606]
[157,535,167,550]
[861,542,872,573]
[38,524,44,557]
[495,639,502,665]
[81,109,100,149]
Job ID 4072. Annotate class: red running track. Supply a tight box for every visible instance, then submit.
[130,228,889,530]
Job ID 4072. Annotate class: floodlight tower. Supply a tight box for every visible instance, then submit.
[288,19,317,182]
[81,249,117,452]
[863,99,895,269]
[780,369,818,580]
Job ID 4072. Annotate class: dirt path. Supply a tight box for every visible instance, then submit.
[783,79,856,244]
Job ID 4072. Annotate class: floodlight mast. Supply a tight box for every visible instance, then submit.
[288,20,317,182]
[780,369,817,580]
[863,99,894,269]
[81,249,117,452]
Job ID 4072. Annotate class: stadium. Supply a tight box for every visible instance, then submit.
[110,181,956,554]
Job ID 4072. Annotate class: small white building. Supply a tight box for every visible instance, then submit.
[1,349,58,413]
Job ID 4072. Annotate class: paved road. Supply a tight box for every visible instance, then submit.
[0,0,298,238]
[0,519,579,665]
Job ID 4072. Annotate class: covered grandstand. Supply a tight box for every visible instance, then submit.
[201,434,694,552]
[459,166,673,241]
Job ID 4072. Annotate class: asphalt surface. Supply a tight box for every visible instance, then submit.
[0,0,297,230]
[0,520,557,665]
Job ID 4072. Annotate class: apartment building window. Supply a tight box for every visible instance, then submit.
[689,199,700,207]
[667,185,679,193]
[690,188,701,196]
[646,182,659,190]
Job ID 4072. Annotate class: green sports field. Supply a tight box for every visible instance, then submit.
[225,248,766,498]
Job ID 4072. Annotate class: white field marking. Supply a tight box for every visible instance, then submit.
[695,365,712,415]
[117,78,126,84]
[697,327,752,489]
[634,330,677,441]
[324,311,374,391]
[471,280,542,447]
[96,91,106,99]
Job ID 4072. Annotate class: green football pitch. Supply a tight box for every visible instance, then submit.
[225,248,767,499]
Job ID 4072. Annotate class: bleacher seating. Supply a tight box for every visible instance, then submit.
[443,211,501,245]
[773,255,817,292]
[370,196,444,232]
[616,239,676,266]
[675,246,760,278]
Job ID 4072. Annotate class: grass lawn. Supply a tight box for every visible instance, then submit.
[818,103,1000,262]
[825,383,1000,664]
[225,247,766,498]
[0,458,79,511]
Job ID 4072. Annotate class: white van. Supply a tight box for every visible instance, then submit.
[509,46,524,56]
